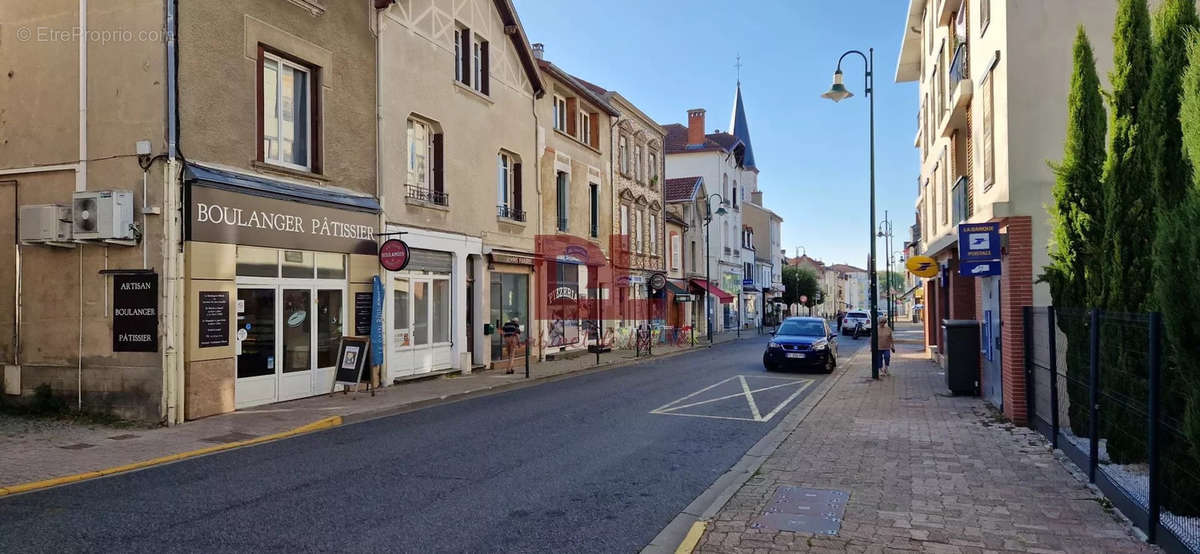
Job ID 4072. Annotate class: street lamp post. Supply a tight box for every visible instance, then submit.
[703,193,728,345]
[877,210,894,325]
[823,48,879,379]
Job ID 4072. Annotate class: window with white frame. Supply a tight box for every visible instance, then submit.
[407,118,433,188]
[553,95,567,132]
[649,214,658,254]
[634,144,643,182]
[498,152,517,210]
[670,232,681,271]
[635,210,644,253]
[982,70,995,187]
[260,50,313,170]
[579,112,591,144]
[472,36,484,92]
[454,26,466,84]
[619,136,629,175]
[620,204,630,250]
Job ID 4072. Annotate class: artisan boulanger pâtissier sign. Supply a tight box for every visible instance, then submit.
[188,185,377,254]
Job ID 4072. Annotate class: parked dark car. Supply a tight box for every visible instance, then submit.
[763,317,838,373]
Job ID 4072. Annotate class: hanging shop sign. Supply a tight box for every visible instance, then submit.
[905,255,940,278]
[188,185,377,254]
[112,273,158,352]
[378,239,410,271]
[649,273,667,292]
[198,291,230,348]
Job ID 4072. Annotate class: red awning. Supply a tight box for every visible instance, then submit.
[690,279,734,304]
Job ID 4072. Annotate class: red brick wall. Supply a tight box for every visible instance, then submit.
[1000,216,1034,424]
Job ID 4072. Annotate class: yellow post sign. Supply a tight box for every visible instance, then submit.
[905,255,939,278]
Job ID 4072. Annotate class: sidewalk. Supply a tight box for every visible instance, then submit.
[692,328,1155,553]
[0,329,753,491]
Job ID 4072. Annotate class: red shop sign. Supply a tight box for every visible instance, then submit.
[379,239,410,271]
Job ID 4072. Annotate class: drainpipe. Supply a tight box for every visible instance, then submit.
[374,3,387,380]
[162,0,183,425]
[77,0,87,192]
[532,88,543,361]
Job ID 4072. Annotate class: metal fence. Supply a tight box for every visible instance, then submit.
[1024,307,1200,554]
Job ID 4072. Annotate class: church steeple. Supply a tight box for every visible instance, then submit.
[729,79,756,170]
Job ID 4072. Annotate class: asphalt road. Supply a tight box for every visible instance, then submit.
[0,332,869,553]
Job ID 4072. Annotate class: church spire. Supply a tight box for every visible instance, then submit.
[729,78,756,169]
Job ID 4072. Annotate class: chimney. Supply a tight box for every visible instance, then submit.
[687,109,706,147]
[532,43,544,60]
[751,190,763,205]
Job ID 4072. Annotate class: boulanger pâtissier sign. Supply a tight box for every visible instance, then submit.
[188,185,377,255]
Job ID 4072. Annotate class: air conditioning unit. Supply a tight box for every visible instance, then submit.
[18,204,73,245]
[72,190,135,241]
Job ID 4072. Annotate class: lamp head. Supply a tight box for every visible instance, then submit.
[821,69,853,103]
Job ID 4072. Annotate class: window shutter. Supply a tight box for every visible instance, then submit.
[589,113,600,149]
[566,98,577,136]
[460,27,471,86]
[432,133,444,194]
[480,41,490,95]
[513,162,523,213]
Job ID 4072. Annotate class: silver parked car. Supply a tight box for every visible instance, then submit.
[840,311,872,335]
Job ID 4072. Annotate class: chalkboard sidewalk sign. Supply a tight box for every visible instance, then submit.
[330,336,374,398]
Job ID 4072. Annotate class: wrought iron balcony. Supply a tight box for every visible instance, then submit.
[406,184,448,206]
[497,204,526,222]
[949,43,968,89]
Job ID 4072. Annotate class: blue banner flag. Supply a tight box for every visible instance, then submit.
[370,275,385,367]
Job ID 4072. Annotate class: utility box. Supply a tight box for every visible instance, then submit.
[72,190,135,241]
[942,319,980,396]
[19,204,73,244]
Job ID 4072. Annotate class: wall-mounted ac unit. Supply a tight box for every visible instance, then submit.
[18,204,73,246]
[72,190,135,241]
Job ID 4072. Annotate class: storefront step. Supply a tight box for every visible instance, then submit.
[391,367,462,386]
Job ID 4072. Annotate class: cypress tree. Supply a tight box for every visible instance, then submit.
[1145,0,1199,210]
[1043,27,1107,437]
[1100,0,1153,464]
[1155,30,1200,516]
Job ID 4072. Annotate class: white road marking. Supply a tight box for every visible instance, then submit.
[651,375,814,423]
[740,376,762,421]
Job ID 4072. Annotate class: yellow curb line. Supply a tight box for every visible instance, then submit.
[675,521,707,554]
[0,415,342,497]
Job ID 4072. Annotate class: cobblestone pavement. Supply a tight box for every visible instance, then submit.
[0,329,752,489]
[695,328,1155,554]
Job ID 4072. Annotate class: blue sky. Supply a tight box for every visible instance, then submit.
[513,0,918,269]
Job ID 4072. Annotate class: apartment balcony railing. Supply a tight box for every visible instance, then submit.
[949,43,968,89]
[952,175,969,225]
[497,204,526,222]
[406,184,449,206]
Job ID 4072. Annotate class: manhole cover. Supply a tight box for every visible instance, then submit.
[750,487,849,535]
[59,443,96,450]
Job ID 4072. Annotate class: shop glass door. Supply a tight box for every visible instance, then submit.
[411,279,432,373]
[490,273,529,360]
[236,287,277,408]
[278,289,313,401]
[315,289,343,391]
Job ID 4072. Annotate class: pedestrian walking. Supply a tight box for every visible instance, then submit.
[501,317,521,374]
[875,316,895,376]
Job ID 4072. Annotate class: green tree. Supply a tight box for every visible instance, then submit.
[1101,0,1153,312]
[781,267,820,313]
[1041,27,1107,436]
[1153,30,1200,515]
[1100,0,1154,464]
[1144,0,1199,210]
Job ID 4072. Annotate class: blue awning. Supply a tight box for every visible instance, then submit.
[184,163,380,213]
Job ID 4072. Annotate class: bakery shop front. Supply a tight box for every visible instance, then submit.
[183,164,380,418]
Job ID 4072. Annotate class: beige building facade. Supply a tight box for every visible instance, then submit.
[376,0,544,374]
[896,0,1116,423]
